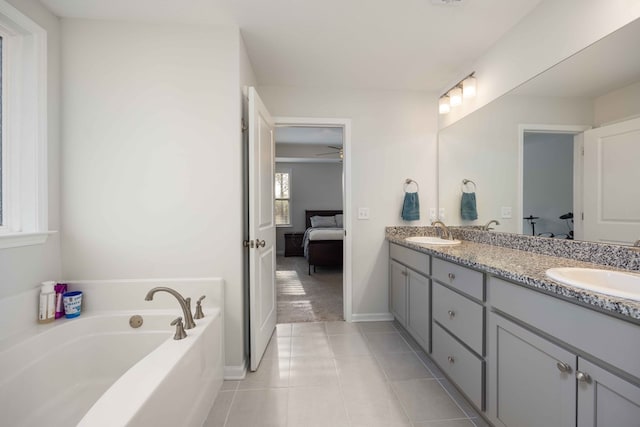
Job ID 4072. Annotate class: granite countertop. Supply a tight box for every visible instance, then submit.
[387,235,640,322]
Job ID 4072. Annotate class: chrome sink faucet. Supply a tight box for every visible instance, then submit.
[483,219,500,231]
[431,220,453,240]
[145,287,196,329]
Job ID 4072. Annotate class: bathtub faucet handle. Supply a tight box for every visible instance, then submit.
[194,295,206,319]
[170,317,187,340]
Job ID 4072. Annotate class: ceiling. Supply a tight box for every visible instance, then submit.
[40,0,542,92]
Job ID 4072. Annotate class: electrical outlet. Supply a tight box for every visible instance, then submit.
[501,206,512,219]
[357,207,370,220]
[429,208,437,221]
[438,208,446,220]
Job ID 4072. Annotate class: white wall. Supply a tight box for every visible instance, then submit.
[274,162,343,252]
[0,0,61,299]
[259,86,437,318]
[594,80,640,126]
[440,0,640,129]
[439,95,592,232]
[60,19,248,370]
[523,133,574,236]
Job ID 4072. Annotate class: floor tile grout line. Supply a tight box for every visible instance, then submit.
[393,323,479,423]
[221,387,237,427]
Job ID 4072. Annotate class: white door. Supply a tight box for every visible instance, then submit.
[247,87,276,371]
[583,117,640,244]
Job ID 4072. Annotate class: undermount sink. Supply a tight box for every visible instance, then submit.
[405,236,461,246]
[545,267,640,301]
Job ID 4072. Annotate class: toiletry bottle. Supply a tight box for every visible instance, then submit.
[38,281,56,324]
[54,283,67,319]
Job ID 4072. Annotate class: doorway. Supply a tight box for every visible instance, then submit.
[517,124,590,236]
[273,122,348,323]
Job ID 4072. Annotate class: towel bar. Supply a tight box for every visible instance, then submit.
[404,178,419,192]
[461,179,476,192]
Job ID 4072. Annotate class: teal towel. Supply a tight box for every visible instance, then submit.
[402,192,420,221]
[461,192,478,220]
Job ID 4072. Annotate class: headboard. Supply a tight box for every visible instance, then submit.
[305,210,343,229]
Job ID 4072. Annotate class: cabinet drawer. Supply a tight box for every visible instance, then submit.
[390,243,430,275]
[432,282,484,355]
[432,258,484,300]
[432,322,484,410]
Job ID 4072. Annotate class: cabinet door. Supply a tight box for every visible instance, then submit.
[577,358,640,427]
[489,313,576,427]
[390,260,407,326]
[407,270,430,351]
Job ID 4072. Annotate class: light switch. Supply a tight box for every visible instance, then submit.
[438,208,446,220]
[357,207,370,220]
[501,207,512,219]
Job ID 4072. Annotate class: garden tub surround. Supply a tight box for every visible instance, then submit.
[386,227,640,320]
[0,278,224,427]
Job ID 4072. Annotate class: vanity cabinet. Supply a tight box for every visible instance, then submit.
[431,258,486,410]
[389,243,430,350]
[488,276,640,427]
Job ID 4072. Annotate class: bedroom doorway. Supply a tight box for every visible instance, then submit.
[273,119,350,323]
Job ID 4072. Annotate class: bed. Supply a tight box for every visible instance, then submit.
[304,210,344,275]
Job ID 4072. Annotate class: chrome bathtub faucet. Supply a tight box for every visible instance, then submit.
[145,287,196,329]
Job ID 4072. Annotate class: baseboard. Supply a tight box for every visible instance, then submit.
[224,360,247,380]
[351,312,394,322]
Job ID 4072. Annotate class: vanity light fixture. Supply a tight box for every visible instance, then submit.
[439,96,451,114]
[449,86,462,106]
[462,75,476,98]
[439,72,476,114]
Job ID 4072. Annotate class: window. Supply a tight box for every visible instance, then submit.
[0,1,50,248]
[275,171,291,226]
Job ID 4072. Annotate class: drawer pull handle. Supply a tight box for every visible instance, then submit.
[447,356,455,364]
[447,310,456,319]
[448,273,456,280]
[576,371,592,383]
[556,362,571,373]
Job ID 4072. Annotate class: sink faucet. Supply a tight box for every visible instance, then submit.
[483,219,500,231]
[145,287,196,329]
[633,240,640,247]
[431,220,453,240]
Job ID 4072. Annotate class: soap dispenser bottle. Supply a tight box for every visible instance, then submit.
[38,281,56,324]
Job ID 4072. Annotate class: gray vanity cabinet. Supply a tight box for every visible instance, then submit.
[577,358,640,427]
[489,312,576,427]
[389,243,431,350]
[390,259,408,326]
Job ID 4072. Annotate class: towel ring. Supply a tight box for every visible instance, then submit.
[461,179,476,193]
[404,179,419,193]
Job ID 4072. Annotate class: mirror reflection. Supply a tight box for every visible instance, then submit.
[438,17,640,245]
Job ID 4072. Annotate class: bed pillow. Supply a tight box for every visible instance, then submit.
[334,214,343,228]
[310,215,337,228]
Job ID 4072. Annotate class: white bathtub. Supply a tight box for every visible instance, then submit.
[0,278,224,427]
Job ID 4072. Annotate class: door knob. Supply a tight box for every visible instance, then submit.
[243,240,254,248]
[255,239,266,248]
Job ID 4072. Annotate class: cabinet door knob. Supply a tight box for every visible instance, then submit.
[447,310,456,319]
[448,273,456,280]
[556,362,571,373]
[576,371,592,383]
[447,356,455,364]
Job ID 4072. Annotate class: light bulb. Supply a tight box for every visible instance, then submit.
[463,76,476,98]
[449,87,462,106]
[439,96,450,114]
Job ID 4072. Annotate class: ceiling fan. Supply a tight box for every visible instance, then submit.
[315,145,343,159]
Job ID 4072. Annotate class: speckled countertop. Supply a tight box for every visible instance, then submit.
[386,229,640,322]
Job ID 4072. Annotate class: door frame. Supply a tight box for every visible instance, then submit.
[517,124,591,235]
[273,116,353,322]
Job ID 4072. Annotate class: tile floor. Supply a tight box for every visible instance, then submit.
[204,321,490,427]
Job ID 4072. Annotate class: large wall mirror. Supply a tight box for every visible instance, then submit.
[438,17,640,245]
